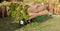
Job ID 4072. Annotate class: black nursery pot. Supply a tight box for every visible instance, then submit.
[19,19,33,26]
[27,19,33,24]
[19,19,27,26]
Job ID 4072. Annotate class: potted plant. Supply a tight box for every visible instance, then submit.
[23,5,32,23]
[19,4,30,25]
[7,2,30,26]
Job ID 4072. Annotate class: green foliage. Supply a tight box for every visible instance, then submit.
[7,3,29,21]
[19,4,23,10]
[24,5,29,13]
[23,5,29,20]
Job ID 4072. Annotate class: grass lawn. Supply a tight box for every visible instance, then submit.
[0,15,60,31]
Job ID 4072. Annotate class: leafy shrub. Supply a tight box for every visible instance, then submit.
[7,3,29,21]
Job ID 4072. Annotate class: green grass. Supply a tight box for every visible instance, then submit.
[0,15,60,31]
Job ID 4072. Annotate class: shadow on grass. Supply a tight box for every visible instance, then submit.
[0,14,52,31]
[32,14,52,23]
[0,17,22,31]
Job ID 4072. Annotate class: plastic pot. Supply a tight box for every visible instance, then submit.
[19,19,27,26]
[27,19,33,24]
